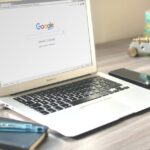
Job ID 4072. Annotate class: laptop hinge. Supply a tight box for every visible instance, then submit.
[11,73,97,96]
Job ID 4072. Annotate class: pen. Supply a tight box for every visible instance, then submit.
[0,122,47,133]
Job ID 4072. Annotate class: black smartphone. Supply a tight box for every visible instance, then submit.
[109,68,150,89]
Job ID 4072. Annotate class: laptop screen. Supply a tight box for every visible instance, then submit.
[0,0,92,87]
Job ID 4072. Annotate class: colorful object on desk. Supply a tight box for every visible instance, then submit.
[144,10,150,37]
[0,122,47,133]
[0,117,48,150]
[128,36,150,57]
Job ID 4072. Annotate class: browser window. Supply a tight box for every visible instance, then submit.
[0,0,92,87]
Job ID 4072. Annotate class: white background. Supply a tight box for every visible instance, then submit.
[0,1,92,86]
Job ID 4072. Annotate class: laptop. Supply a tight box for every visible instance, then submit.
[0,0,150,137]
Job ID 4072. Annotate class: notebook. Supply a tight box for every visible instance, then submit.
[0,118,48,150]
[0,0,150,137]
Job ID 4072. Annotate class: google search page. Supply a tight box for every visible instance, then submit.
[0,0,92,87]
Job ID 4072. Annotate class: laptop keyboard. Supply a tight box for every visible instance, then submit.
[13,76,129,115]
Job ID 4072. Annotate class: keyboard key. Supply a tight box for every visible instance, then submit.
[46,108,56,113]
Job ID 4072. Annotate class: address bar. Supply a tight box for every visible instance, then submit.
[26,30,64,40]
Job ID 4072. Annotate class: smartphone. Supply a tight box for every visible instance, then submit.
[109,68,150,89]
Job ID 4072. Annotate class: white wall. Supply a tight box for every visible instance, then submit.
[90,0,150,44]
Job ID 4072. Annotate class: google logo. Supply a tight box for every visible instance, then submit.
[36,22,54,30]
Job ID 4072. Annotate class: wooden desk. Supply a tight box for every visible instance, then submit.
[0,38,150,150]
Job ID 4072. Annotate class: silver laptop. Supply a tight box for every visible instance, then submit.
[0,0,150,137]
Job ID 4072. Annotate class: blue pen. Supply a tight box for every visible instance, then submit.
[0,122,46,133]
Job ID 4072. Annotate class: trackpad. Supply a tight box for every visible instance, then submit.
[78,98,133,121]
[50,99,133,136]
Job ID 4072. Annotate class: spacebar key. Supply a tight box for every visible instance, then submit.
[72,93,108,106]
